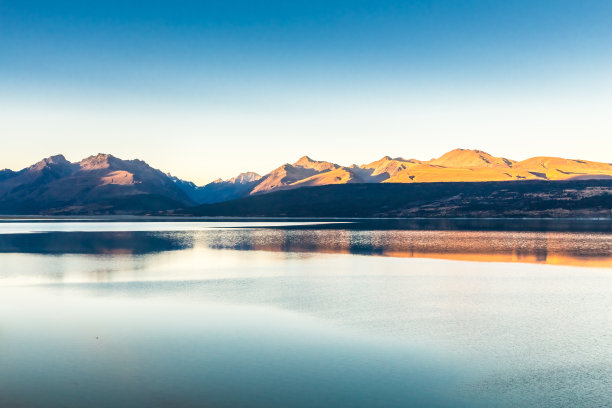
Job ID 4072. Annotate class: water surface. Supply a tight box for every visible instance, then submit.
[0,219,611,407]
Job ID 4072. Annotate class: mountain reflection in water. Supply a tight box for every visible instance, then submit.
[202,228,612,268]
[1,219,611,407]
[0,231,192,255]
[0,219,610,268]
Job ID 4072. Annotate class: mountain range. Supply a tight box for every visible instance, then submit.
[1,149,611,214]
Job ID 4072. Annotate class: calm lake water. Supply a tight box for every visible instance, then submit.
[0,219,611,407]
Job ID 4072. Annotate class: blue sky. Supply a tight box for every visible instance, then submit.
[1,0,611,183]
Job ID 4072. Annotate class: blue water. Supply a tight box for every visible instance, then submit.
[0,220,611,407]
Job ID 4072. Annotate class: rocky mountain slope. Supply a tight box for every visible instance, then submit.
[0,154,195,214]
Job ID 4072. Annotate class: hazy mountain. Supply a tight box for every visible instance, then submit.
[177,172,263,204]
[0,169,17,182]
[226,171,261,184]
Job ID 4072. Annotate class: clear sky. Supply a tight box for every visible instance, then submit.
[1,0,611,184]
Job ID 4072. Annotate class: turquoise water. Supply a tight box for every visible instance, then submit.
[0,220,611,407]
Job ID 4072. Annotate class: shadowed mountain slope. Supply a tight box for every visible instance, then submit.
[185,180,612,218]
[0,154,195,214]
[359,156,421,180]
[175,171,263,204]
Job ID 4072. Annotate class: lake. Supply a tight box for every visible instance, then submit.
[0,219,611,407]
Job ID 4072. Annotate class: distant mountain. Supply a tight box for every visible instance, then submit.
[2,148,612,214]
[0,154,195,214]
[226,171,261,184]
[174,171,262,204]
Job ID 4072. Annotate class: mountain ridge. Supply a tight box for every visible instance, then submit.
[0,153,194,214]
[1,148,612,214]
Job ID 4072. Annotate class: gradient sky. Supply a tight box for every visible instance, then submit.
[1,0,611,184]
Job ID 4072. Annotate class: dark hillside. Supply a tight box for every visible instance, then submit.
[184,180,612,218]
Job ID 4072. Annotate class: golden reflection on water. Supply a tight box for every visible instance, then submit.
[1,226,611,269]
[202,229,612,268]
